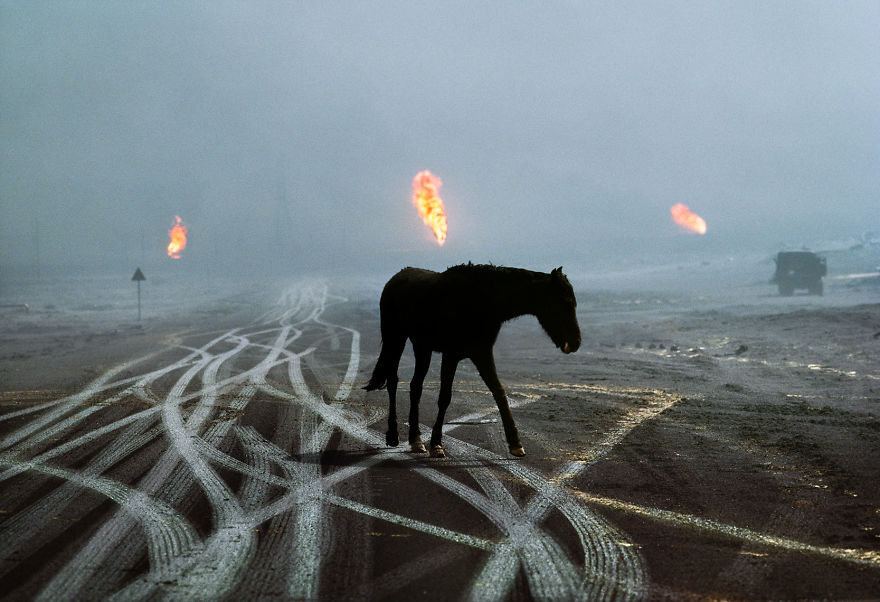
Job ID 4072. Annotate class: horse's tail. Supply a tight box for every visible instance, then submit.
[363,342,390,391]
[364,270,410,391]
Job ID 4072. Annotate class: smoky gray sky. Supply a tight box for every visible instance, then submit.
[2,1,878,275]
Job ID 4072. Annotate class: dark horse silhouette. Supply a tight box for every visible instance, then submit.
[364,263,581,457]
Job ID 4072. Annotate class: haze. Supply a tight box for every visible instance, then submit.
[2,1,878,279]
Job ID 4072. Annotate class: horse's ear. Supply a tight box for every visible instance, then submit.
[551,266,563,277]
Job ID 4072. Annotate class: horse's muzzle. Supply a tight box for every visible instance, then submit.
[563,341,579,354]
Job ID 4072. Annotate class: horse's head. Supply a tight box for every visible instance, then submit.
[536,267,581,354]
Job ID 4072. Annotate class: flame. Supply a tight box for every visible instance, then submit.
[670,203,707,235]
[412,170,448,246]
[167,215,188,258]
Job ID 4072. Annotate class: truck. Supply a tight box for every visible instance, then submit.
[772,251,827,296]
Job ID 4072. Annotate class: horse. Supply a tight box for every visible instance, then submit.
[364,263,581,457]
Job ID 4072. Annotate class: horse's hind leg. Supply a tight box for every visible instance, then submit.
[408,346,431,453]
[384,336,407,447]
[471,351,525,456]
[429,354,458,457]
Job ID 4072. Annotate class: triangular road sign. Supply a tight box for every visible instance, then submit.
[132,267,146,281]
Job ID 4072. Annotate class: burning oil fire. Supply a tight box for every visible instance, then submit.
[167,215,188,258]
[670,203,707,235]
[412,170,448,246]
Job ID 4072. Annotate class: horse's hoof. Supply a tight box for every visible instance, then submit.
[410,440,427,453]
[430,445,446,458]
[386,432,399,447]
[509,445,525,457]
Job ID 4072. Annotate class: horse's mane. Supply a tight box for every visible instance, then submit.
[441,262,539,281]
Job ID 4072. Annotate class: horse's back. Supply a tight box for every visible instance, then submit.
[385,267,439,288]
[381,267,460,342]
[380,267,438,319]
[381,267,438,304]
[379,266,497,355]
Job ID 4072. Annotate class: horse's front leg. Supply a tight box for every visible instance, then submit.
[408,346,431,453]
[429,354,458,457]
[471,350,524,456]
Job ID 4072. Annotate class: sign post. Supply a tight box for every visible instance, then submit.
[131,268,146,321]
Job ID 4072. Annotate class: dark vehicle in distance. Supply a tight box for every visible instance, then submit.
[772,251,827,296]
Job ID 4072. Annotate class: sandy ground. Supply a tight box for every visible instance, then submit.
[0,259,878,600]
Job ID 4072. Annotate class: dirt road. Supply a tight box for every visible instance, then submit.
[0,274,878,600]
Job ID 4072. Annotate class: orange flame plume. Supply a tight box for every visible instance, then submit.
[412,170,448,246]
[670,203,707,235]
[167,215,188,258]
